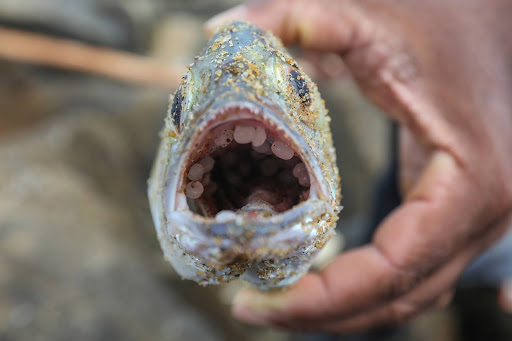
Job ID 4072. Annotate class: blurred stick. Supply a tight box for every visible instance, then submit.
[0,27,183,89]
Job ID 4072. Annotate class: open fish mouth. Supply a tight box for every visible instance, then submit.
[176,102,323,220]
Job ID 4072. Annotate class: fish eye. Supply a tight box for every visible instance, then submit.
[171,85,184,132]
[289,68,310,103]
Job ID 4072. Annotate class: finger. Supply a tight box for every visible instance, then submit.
[287,213,511,332]
[317,291,453,334]
[251,221,502,333]
[272,240,472,332]
[435,291,455,309]
[232,245,405,326]
[310,247,474,333]
[232,207,510,329]
[321,180,512,332]
[205,0,366,51]
[231,151,479,325]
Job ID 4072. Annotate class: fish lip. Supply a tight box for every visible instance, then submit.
[165,98,332,221]
[166,198,333,264]
[171,197,329,236]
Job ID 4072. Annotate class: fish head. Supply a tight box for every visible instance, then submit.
[148,21,341,288]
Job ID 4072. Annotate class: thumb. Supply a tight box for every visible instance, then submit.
[205,0,367,52]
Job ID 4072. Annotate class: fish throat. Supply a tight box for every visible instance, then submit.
[182,107,313,218]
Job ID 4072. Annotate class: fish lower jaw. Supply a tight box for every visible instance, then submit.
[175,103,325,222]
[162,197,336,288]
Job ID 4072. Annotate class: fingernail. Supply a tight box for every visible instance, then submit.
[231,289,287,325]
[205,5,248,36]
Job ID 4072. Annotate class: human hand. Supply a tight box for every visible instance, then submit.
[206,0,512,332]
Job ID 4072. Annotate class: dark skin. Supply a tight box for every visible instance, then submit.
[206,0,512,332]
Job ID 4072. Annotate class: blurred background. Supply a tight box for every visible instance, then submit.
[0,1,511,340]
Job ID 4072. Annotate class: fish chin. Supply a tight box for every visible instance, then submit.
[152,101,336,288]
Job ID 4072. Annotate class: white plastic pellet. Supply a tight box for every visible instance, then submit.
[271,141,294,160]
[215,210,237,222]
[251,126,266,147]
[188,163,205,181]
[199,155,215,172]
[292,162,308,178]
[214,129,234,147]
[185,181,204,199]
[201,172,211,186]
[234,125,256,144]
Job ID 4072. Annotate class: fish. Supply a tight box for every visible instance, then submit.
[148,21,341,289]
